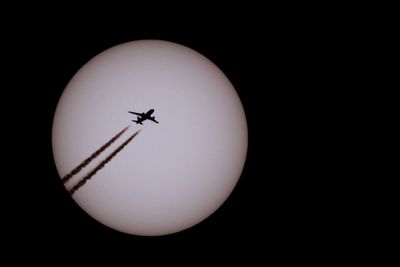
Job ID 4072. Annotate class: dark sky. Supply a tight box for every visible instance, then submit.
[6,13,346,257]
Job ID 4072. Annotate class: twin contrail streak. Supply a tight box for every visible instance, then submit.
[69,130,141,195]
[62,126,130,184]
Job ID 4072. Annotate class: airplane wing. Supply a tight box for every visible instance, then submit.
[128,111,142,116]
[149,118,159,123]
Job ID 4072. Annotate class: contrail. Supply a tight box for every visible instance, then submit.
[62,126,130,184]
[69,130,141,195]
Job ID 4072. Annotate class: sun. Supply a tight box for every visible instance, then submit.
[52,40,247,236]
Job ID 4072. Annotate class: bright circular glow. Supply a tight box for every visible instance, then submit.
[52,40,247,236]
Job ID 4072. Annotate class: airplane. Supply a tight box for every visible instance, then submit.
[128,109,159,125]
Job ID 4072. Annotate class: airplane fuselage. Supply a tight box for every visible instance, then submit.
[129,109,158,125]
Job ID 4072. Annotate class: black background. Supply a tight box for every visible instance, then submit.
[6,11,345,257]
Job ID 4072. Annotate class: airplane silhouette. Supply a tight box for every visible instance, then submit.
[128,109,159,125]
